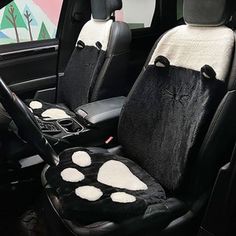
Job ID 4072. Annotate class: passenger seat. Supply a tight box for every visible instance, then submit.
[27,0,131,121]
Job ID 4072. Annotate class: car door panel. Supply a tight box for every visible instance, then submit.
[0,40,58,98]
[0,0,91,99]
[0,0,64,99]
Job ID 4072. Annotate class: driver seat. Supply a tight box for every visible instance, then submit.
[39,0,236,235]
[26,0,131,121]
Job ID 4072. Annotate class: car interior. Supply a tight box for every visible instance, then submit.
[1,0,236,235]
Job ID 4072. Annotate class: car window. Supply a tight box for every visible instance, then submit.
[0,0,63,45]
[115,0,156,30]
[177,0,183,20]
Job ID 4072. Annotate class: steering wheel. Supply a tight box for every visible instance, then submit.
[0,77,58,166]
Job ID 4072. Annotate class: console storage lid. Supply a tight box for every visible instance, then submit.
[75,96,125,125]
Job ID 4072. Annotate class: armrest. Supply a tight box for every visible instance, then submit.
[75,96,125,126]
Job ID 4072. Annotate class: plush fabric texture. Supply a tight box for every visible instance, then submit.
[72,151,92,167]
[149,25,234,81]
[27,19,113,113]
[75,186,103,201]
[57,19,112,110]
[45,148,166,223]
[111,192,136,203]
[118,65,226,192]
[25,99,76,120]
[78,19,113,51]
[41,108,71,120]
[61,168,85,182]
[26,46,107,113]
[97,160,148,190]
[29,101,43,109]
[57,46,106,110]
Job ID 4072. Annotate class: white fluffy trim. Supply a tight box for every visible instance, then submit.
[97,160,148,191]
[61,168,84,182]
[29,101,43,109]
[78,19,113,51]
[75,186,103,201]
[41,108,71,120]
[149,25,234,81]
[72,151,92,167]
[111,192,136,203]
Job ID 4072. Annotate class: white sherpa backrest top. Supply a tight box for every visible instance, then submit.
[149,25,235,81]
[78,19,113,51]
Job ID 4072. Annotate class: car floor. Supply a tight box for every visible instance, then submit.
[0,164,53,236]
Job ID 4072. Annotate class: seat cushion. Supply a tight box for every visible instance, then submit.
[45,147,166,224]
[25,100,76,121]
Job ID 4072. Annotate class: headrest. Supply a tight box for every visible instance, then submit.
[184,0,231,26]
[91,0,122,21]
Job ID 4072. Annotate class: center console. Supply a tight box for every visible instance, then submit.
[37,117,83,136]
[0,96,125,193]
[36,96,126,151]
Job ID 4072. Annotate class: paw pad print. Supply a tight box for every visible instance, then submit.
[29,100,71,120]
[60,151,148,203]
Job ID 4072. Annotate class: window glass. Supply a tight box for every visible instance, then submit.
[177,0,183,20]
[0,0,63,45]
[115,0,156,30]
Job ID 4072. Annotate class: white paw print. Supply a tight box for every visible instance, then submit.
[60,151,148,203]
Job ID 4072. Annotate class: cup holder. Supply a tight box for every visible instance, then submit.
[58,119,82,133]
[59,119,73,129]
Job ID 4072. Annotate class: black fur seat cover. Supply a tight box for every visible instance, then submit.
[45,147,166,224]
[45,61,227,224]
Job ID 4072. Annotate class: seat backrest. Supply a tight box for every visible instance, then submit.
[57,0,131,110]
[118,0,236,197]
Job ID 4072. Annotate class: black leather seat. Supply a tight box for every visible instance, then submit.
[26,0,131,121]
[40,0,236,235]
